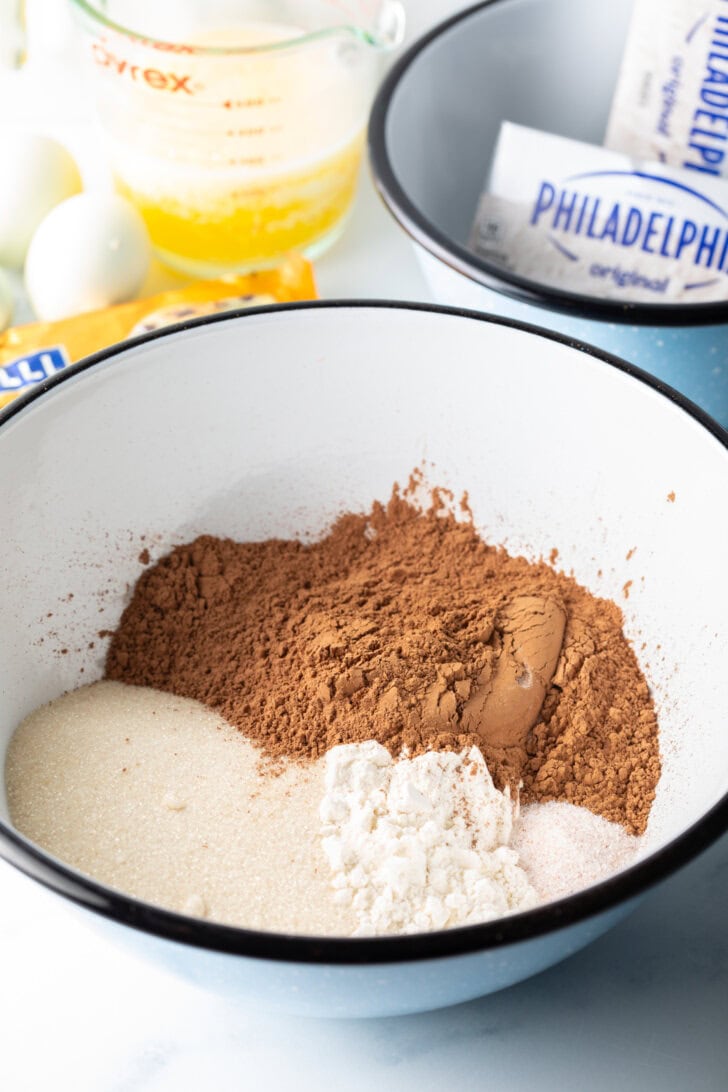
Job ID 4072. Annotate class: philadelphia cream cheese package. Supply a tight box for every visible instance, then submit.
[469,121,728,303]
[605,0,728,178]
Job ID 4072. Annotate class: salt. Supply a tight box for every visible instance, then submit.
[512,801,640,902]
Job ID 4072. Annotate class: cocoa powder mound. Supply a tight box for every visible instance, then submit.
[105,486,660,834]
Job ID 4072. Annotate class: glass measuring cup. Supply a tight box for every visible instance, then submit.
[69,1,405,275]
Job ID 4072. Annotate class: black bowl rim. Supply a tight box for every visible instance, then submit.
[368,0,728,328]
[0,298,727,966]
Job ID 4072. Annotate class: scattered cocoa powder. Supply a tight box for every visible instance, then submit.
[106,484,660,834]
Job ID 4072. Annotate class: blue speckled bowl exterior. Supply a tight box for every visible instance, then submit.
[86,897,639,1019]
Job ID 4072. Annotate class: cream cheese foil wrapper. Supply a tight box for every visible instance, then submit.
[469,121,728,304]
[605,0,728,180]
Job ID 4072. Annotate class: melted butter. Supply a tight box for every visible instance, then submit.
[116,131,363,273]
[111,20,365,272]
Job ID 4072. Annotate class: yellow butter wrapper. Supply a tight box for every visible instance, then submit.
[0,255,316,410]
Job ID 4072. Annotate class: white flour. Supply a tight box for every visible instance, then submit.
[320,742,538,936]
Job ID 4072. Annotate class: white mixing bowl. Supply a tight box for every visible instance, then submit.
[0,302,726,1017]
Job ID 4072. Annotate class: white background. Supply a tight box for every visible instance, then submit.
[1,3,727,1089]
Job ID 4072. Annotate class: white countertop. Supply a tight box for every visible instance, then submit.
[1,4,727,1089]
[2,824,726,1091]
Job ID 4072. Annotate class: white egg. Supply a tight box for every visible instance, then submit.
[25,194,151,322]
[0,269,13,332]
[0,133,82,269]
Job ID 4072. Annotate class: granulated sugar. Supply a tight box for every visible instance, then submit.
[512,802,640,901]
[5,681,354,935]
[5,681,641,935]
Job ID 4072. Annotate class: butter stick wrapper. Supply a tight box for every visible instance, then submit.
[0,255,316,410]
[469,121,728,303]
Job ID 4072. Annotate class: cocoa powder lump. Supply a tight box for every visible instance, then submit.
[106,486,660,834]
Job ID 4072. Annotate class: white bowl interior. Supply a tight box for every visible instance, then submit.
[0,306,726,864]
[385,0,634,249]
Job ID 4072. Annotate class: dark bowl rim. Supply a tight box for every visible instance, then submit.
[0,298,727,966]
[368,0,728,328]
